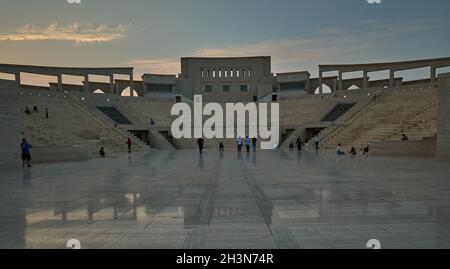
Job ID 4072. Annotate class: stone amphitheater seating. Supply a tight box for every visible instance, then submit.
[14,82,439,154]
[320,86,438,149]
[20,90,150,158]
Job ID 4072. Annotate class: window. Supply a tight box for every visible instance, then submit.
[204,85,213,93]
[212,70,216,78]
[237,70,240,78]
[248,68,251,77]
[223,85,231,93]
[201,70,205,78]
[240,84,248,92]
[224,70,228,78]
[219,70,222,78]
[230,70,234,78]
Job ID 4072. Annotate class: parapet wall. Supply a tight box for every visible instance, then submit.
[437,73,450,161]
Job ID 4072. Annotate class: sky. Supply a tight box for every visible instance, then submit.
[1,0,450,85]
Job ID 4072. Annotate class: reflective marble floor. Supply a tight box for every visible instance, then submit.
[1,149,450,249]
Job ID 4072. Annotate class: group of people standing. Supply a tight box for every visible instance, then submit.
[236,136,258,153]
[289,134,319,152]
[196,136,259,154]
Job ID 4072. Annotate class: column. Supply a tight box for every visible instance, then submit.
[318,71,323,94]
[389,70,395,88]
[338,71,343,91]
[129,73,134,97]
[15,73,21,85]
[363,71,368,89]
[109,74,115,94]
[84,74,90,92]
[57,74,63,92]
[430,67,437,87]
[332,78,337,93]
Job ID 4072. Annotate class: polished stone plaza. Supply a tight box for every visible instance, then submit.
[1,149,450,249]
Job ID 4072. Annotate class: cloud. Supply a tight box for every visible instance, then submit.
[127,17,450,76]
[0,22,131,44]
[130,58,181,75]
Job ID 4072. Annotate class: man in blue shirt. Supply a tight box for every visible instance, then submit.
[20,138,32,168]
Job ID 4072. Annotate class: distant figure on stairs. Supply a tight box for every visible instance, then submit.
[99,147,106,158]
[24,106,31,115]
[349,147,357,156]
[45,108,49,119]
[363,145,370,156]
[401,134,409,141]
[219,142,224,153]
[33,105,39,113]
[127,138,132,153]
[20,139,32,168]
[150,118,156,128]
[289,141,294,150]
[336,144,345,155]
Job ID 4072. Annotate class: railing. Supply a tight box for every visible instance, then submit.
[65,93,149,150]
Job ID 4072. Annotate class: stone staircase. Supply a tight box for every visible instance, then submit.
[20,92,149,158]
[66,93,150,151]
[320,88,438,149]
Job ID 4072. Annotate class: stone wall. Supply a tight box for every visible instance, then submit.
[371,139,436,158]
[437,73,450,161]
[31,145,90,163]
[0,80,22,168]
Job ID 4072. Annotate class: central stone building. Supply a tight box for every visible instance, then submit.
[143,56,285,102]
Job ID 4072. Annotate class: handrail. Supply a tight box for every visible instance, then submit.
[65,93,148,149]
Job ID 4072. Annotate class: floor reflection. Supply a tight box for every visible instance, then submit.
[1,149,450,249]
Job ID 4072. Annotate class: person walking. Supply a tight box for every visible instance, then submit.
[127,138,132,153]
[314,134,320,150]
[20,139,32,168]
[296,136,303,152]
[252,137,257,152]
[236,136,243,152]
[197,138,205,154]
[245,136,251,153]
[45,108,49,119]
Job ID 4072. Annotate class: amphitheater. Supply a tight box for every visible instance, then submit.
[1,56,450,249]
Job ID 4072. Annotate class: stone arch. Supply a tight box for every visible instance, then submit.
[121,87,139,97]
[314,84,332,94]
[93,89,105,94]
[347,84,360,90]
